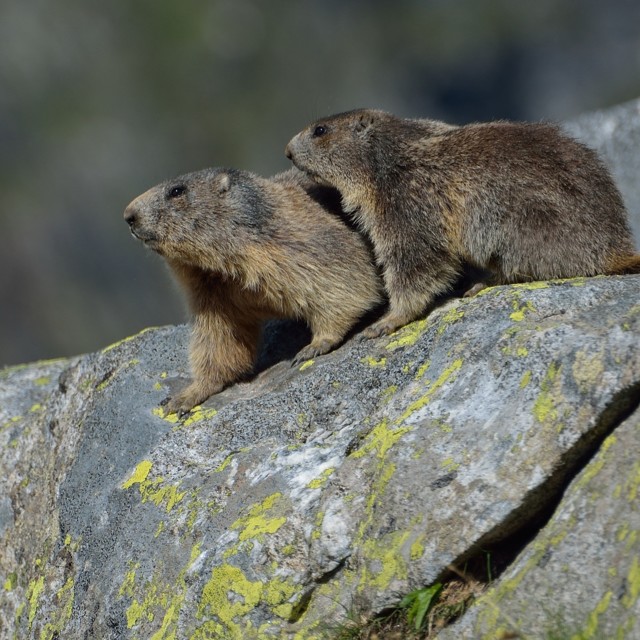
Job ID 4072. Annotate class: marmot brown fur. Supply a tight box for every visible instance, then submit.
[286,109,640,337]
[124,167,382,415]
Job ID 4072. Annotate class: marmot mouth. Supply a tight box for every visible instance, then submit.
[289,156,313,177]
[130,228,158,244]
[292,161,324,185]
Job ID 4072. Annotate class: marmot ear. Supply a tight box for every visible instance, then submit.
[355,112,375,134]
[216,173,231,194]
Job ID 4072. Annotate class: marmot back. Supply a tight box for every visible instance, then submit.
[124,166,382,414]
[286,109,640,337]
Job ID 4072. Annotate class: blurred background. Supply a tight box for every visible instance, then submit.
[1,0,640,366]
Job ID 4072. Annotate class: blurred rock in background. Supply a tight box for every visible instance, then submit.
[1,0,639,365]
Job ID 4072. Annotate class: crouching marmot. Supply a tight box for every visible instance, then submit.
[286,109,640,337]
[124,167,382,415]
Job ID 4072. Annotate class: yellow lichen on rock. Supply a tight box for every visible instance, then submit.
[122,460,185,512]
[572,349,605,393]
[386,318,430,350]
[298,359,315,372]
[231,493,287,541]
[101,327,157,354]
[532,362,562,426]
[196,563,298,638]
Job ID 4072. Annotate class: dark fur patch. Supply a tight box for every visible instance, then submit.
[219,168,274,230]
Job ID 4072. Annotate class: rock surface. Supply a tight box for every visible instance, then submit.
[1,100,640,640]
[437,406,640,640]
[563,97,640,243]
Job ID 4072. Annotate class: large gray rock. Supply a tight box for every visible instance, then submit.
[1,100,640,640]
[437,406,640,640]
[2,275,639,639]
[564,97,640,244]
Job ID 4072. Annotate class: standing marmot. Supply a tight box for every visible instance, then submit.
[285,109,640,337]
[124,167,382,415]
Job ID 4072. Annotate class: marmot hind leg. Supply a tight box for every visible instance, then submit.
[364,260,461,337]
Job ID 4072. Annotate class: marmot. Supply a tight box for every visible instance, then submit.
[124,167,382,415]
[285,109,640,337]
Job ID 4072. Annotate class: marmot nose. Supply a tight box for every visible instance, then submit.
[124,205,137,227]
[284,144,293,160]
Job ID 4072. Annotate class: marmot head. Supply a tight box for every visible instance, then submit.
[285,109,390,196]
[124,168,273,268]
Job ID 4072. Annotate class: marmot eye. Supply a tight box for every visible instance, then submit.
[312,125,327,137]
[167,185,186,199]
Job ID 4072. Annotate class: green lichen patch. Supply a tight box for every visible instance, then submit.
[359,529,411,591]
[383,303,461,352]
[307,467,336,490]
[580,590,614,638]
[501,343,529,358]
[121,543,202,640]
[361,356,387,368]
[519,370,532,389]
[532,362,562,427]
[122,460,186,512]
[26,575,45,629]
[120,562,140,598]
[63,533,81,553]
[1,414,23,434]
[510,281,550,291]
[621,555,640,609]
[350,419,413,460]
[101,327,158,354]
[410,537,425,561]
[231,493,287,542]
[380,385,399,405]
[299,359,315,372]
[620,303,640,332]
[4,572,17,591]
[214,452,236,473]
[415,360,431,380]
[182,406,218,427]
[509,298,536,322]
[398,358,463,424]
[441,456,461,472]
[623,461,640,503]
[310,510,325,541]
[572,349,605,394]
[123,460,153,488]
[572,433,618,494]
[153,404,220,430]
[39,577,75,640]
[386,318,430,350]
[152,407,181,424]
[196,563,299,638]
[436,307,465,335]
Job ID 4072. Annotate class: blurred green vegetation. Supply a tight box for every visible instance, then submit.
[1,0,639,365]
